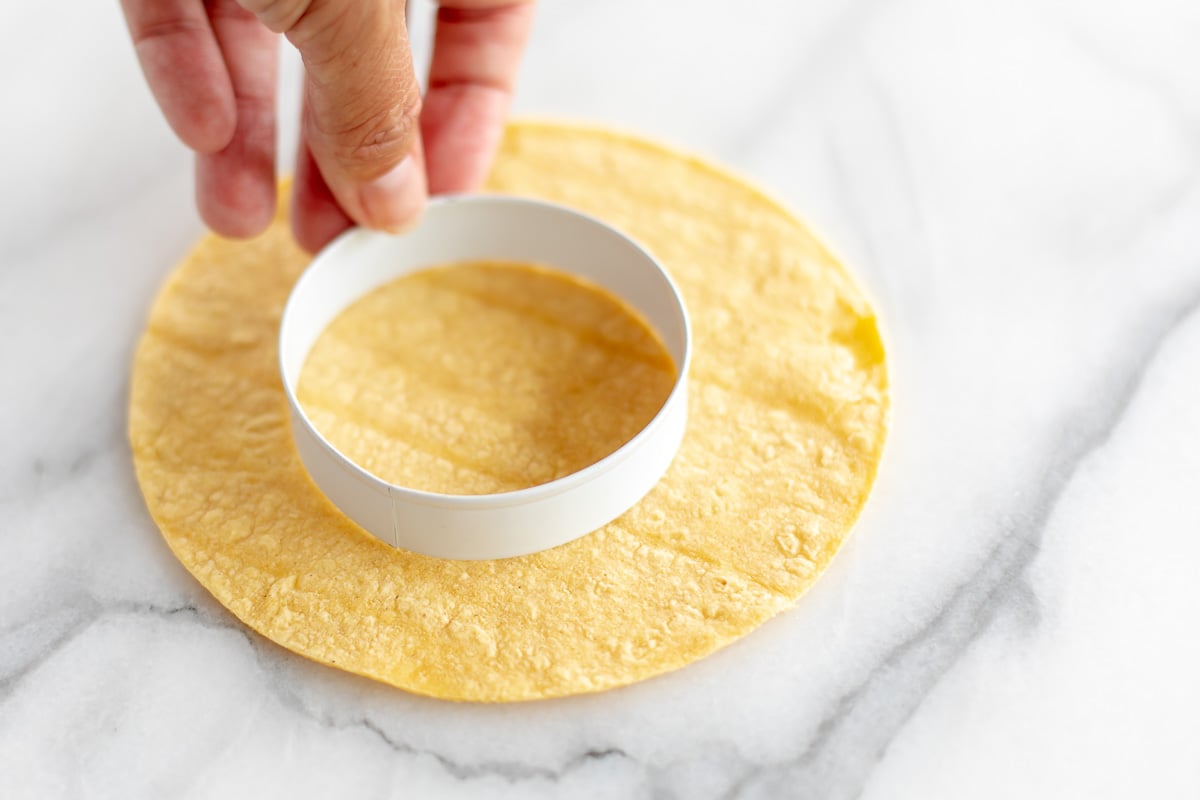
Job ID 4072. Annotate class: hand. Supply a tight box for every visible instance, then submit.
[121,0,535,252]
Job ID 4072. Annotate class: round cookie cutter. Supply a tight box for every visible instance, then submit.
[278,195,692,560]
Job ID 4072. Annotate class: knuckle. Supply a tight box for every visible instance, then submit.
[237,0,311,33]
[128,16,208,46]
[331,100,422,175]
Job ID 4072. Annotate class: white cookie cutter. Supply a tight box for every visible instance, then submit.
[279,195,691,560]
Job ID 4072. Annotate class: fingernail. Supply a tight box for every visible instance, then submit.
[358,156,426,233]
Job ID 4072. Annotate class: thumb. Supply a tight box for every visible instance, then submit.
[245,0,426,232]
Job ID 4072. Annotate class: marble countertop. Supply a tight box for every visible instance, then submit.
[4,0,1199,797]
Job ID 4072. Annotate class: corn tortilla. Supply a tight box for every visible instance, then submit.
[129,121,889,701]
[296,260,678,496]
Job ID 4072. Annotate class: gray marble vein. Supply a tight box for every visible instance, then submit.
[4,1,1200,798]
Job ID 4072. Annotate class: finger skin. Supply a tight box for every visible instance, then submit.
[120,0,236,152]
[421,1,535,194]
[195,0,280,238]
[291,110,353,253]
[286,0,427,229]
[292,103,429,252]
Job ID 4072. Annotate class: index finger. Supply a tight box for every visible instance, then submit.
[120,0,237,153]
[420,1,536,195]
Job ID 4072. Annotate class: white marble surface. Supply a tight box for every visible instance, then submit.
[3,0,1200,797]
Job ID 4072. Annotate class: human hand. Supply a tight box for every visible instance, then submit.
[121,0,535,252]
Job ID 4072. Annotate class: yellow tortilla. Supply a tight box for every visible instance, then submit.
[129,121,889,701]
[296,260,678,496]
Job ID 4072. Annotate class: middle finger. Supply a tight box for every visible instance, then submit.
[196,0,280,238]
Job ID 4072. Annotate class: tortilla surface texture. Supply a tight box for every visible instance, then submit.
[129,121,889,701]
[296,260,679,496]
